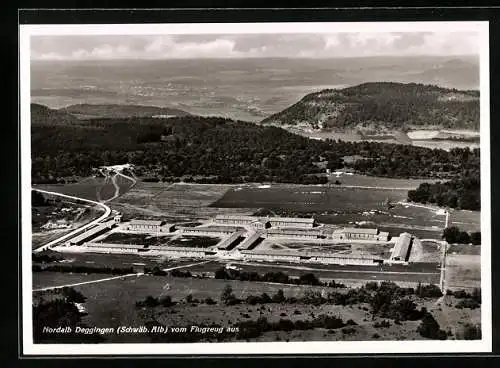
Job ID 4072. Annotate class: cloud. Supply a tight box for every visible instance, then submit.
[30,32,480,60]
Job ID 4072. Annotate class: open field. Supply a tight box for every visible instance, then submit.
[445,254,481,290]
[32,272,119,290]
[97,232,220,248]
[35,177,114,202]
[212,185,409,212]
[110,182,256,220]
[411,140,480,151]
[99,232,173,246]
[448,210,481,233]
[261,239,393,259]
[448,244,481,256]
[408,240,442,263]
[445,244,481,291]
[32,252,191,272]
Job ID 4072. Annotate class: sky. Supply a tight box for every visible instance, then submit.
[30,32,480,60]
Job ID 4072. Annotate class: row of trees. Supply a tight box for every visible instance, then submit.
[214,268,326,286]
[442,227,481,245]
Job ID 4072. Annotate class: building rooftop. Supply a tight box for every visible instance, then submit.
[129,219,164,226]
[268,217,315,224]
[391,233,412,260]
[69,222,112,244]
[215,215,255,220]
[215,214,314,224]
[148,246,208,252]
[343,227,379,235]
[191,226,243,232]
[266,228,321,235]
[87,242,143,249]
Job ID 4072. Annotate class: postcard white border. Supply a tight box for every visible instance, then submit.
[20,21,491,355]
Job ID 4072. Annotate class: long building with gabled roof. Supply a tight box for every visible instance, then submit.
[214,214,315,229]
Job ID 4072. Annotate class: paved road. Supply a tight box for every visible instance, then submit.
[32,189,111,253]
[339,185,417,191]
[33,260,211,292]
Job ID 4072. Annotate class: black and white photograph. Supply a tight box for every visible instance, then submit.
[20,21,491,355]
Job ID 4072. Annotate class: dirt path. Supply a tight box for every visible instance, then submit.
[105,173,121,203]
[116,171,137,188]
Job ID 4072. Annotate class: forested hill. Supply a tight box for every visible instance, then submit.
[31,104,479,186]
[30,103,191,125]
[31,103,78,125]
[60,103,191,119]
[261,82,479,131]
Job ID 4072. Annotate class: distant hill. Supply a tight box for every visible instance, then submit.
[403,59,479,90]
[260,82,480,132]
[59,103,191,119]
[31,103,78,125]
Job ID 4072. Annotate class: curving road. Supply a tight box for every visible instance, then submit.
[32,189,111,253]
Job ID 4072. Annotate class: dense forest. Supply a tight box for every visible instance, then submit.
[407,175,480,211]
[261,82,479,131]
[31,104,479,185]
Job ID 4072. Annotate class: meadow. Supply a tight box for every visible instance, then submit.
[33,273,479,343]
[35,174,136,202]
[100,232,173,246]
[32,271,119,290]
[110,182,255,220]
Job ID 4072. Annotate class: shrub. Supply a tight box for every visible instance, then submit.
[342,327,356,335]
[221,285,236,305]
[204,297,216,305]
[365,282,379,291]
[455,299,480,310]
[417,313,447,340]
[61,287,86,304]
[158,295,172,307]
[462,324,481,340]
[374,320,391,328]
[272,289,285,303]
[416,283,443,298]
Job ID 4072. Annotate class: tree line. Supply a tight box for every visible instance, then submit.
[408,174,480,211]
[442,227,481,245]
